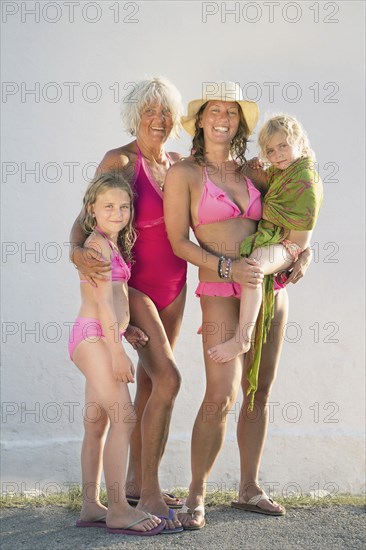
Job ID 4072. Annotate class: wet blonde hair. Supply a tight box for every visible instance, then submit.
[121,76,183,139]
[80,173,136,261]
[258,114,315,162]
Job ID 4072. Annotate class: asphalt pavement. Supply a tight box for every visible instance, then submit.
[1,504,365,550]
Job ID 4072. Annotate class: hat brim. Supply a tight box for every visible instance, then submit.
[181,98,259,136]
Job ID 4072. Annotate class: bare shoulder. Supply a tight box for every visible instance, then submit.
[168,151,183,164]
[166,156,200,182]
[98,141,137,171]
[85,231,111,261]
[243,164,269,194]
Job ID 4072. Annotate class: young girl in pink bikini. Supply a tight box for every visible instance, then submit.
[68,173,164,536]
[70,77,185,532]
[208,115,323,408]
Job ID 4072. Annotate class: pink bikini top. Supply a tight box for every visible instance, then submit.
[80,227,131,283]
[193,167,262,231]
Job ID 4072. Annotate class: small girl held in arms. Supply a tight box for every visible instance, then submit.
[208,115,323,408]
[68,173,164,536]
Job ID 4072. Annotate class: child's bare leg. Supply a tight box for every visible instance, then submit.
[79,381,109,520]
[74,341,161,533]
[208,284,262,362]
[208,244,293,363]
[256,243,294,277]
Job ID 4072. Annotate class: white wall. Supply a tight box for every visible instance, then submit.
[1,1,365,498]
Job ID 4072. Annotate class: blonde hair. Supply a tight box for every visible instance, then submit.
[121,76,183,139]
[258,114,315,162]
[80,173,136,261]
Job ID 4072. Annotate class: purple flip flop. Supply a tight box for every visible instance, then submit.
[107,515,166,536]
[76,517,106,528]
[158,507,184,534]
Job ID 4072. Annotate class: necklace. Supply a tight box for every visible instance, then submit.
[142,152,168,189]
[150,156,166,189]
[136,140,169,190]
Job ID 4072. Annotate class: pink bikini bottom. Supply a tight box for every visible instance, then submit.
[195,281,242,299]
[68,317,126,361]
[195,278,283,299]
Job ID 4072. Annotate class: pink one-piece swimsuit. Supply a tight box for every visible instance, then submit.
[129,146,187,311]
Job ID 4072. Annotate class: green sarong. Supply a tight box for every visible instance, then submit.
[240,157,323,410]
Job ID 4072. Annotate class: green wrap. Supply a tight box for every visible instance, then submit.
[240,157,323,410]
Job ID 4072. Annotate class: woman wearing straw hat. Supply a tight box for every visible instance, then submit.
[164,81,312,527]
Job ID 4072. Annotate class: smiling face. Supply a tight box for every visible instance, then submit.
[137,102,173,146]
[265,131,302,170]
[198,101,240,143]
[91,188,131,238]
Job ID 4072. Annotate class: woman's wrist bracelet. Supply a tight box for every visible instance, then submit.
[218,256,233,280]
[218,255,226,279]
[224,258,232,279]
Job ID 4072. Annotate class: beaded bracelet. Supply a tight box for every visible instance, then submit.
[218,256,233,280]
[223,258,232,279]
[217,255,226,279]
[228,261,233,281]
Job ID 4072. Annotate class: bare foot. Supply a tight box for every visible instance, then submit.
[177,500,205,530]
[161,492,184,507]
[79,502,107,522]
[208,337,250,363]
[126,490,183,508]
[107,506,161,532]
[254,495,285,514]
[137,497,182,532]
[235,485,285,515]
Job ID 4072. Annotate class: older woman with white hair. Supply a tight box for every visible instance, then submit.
[70,76,185,533]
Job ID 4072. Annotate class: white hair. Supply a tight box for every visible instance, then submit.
[121,76,183,139]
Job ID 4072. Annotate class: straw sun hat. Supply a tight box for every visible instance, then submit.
[181,81,259,136]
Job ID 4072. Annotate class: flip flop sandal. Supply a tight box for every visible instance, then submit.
[162,492,184,509]
[126,492,184,509]
[76,516,106,528]
[231,493,286,516]
[107,513,166,536]
[178,504,206,530]
[158,507,184,534]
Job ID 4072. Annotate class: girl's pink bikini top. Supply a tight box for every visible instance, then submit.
[193,167,262,231]
[80,226,131,283]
